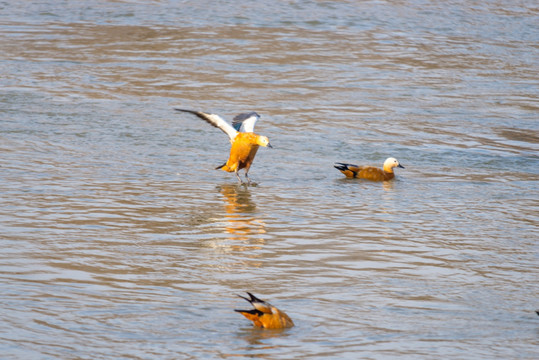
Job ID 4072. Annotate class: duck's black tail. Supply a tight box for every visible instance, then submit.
[334,162,359,178]
[333,162,350,171]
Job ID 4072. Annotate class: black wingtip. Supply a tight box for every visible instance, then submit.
[174,108,194,114]
[237,293,251,302]
[246,292,265,303]
[235,308,264,316]
[238,292,264,304]
[334,163,347,171]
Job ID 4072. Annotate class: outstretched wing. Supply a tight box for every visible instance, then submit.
[232,112,260,133]
[175,108,238,141]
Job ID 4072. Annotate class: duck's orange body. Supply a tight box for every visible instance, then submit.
[235,292,294,329]
[334,157,404,181]
[217,132,265,174]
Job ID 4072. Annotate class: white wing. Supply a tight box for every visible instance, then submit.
[175,109,238,141]
[232,112,260,133]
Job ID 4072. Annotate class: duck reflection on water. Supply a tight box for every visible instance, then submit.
[218,184,267,244]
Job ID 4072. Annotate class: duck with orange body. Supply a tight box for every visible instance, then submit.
[334,157,404,181]
[175,109,272,185]
[235,292,294,329]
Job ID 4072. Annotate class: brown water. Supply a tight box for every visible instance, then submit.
[1,1,538,359]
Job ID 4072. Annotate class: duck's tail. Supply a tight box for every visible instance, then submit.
[334,162,359,178]
[237,292,271,312]
[235,293,267,327]
[215,162,229,171]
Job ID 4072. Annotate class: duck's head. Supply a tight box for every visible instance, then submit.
[383,157,404,173]
[257,136,273,148]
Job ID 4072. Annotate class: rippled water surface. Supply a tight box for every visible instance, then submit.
[1,1,538,359]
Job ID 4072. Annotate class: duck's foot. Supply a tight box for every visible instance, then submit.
[244,174,258,187]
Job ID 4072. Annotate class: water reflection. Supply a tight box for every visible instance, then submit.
[198,185,267,265]
[382,181,395,192]
[235,327,293,351]
[335,177,396,191]
[219,184,257,215]
[217,184,266,244]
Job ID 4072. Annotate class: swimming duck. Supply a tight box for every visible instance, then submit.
[175,109,272,185]
[334,157,404,181]
[235,292,294,329]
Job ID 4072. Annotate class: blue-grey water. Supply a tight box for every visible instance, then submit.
[1,1,538,359]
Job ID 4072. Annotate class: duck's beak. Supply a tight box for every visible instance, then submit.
[398,164,405,169]
[267,143,273,148]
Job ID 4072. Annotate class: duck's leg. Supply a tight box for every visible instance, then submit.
[244,171,252,186]
[234,170,244,184]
